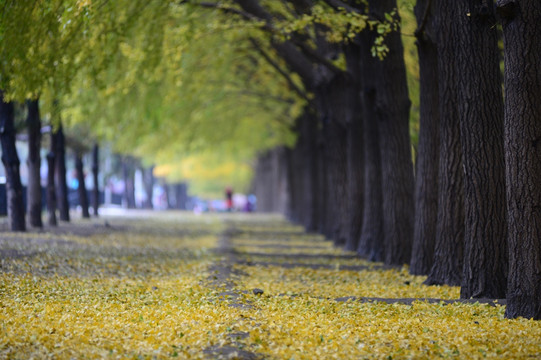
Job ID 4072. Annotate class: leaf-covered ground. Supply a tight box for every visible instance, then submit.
[0,211,540,359]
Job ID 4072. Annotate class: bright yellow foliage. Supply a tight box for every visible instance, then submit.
[1,213,540,359]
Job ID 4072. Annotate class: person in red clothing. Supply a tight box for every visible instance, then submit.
[225,187,233,211]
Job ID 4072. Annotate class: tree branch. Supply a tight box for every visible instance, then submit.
[234,0,342,77]
[249,38,312,104]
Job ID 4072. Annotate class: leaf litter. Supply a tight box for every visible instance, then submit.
[0,212,539,359]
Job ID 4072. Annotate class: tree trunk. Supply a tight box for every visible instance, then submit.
[288,112,317,230]
[457,0,507,300]
[175,183,187,210]
[317,72,357,246]
[344,115,364,251]
[344,43,364,252]
[142,165,154,209]
[54,123,70,222]
[425,0,464,286]
[163,182,172,209]
[357,29,384,261]
[287,129,301,223]
[357,88,384,261]
[122,157,136,209]
[75,153,90,218]
[26,99,43,228]
[314,134,327,235]
[371,0,414,266]
[91,143,99,217]
[497,0,541,320]
[410,0,440,275]
[323,119,348,245]
[0,92,26,231]
[275,147,291,216]
[46,131,57,226]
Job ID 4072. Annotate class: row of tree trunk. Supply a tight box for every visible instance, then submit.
[249,0,540,320]
[120,155,188,210]
[0,96,100,229]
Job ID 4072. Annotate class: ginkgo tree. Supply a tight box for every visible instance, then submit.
[61,2,302,196]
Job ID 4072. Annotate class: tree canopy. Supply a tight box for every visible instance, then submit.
[1,0,418,197]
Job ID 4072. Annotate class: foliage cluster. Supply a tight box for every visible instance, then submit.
[1,0,421,196]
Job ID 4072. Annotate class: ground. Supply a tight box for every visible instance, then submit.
[0,211,540,359]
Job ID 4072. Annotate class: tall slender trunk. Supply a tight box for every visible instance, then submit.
[371,0,414,266]
[323,118,349,245]
[318,73,356,246]
[46,153,57,225]
[122,157,136,209]
[457,0,507,299]
[75,153,90,218]
[175,183,187,210]
[305,116,320,233]
[163,182,172,209]
[26,99,43,228]
[54,123,70,222]
[142,165,154,209]
[314,134,327,235]
[357,30,384,261]
[288,112,316,229]
[274,147,291,216]
[344,116,364,251]
[426,0,464,286]
[358,88,384,261]
[0,92,25,231]
[287,129,301,223]
[410,0,440,275]
[91,144,99,217]
[46,132,57,226]
[497,0,541,320]
[344,43,364,252]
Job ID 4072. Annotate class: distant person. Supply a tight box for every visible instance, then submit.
[225,187,233,211]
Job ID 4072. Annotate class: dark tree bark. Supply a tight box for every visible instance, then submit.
[457,0,507,299]
[253,151,270,212]
[276,147,292,216]
[344,114,364,251]
[91,144,99,217]
[357,87,384,262]
[497,0,541,320]
[370,0,414,266]
[75,153,90,218]
[25,99,43,228]
[46,133,57,226]
[425,0,464,286]
[314,133,328,235]
[344,42,364,252]
[322,104,349,245]
[253,153,266,212]
[163,181,172,209]
[54,123,70,222]
[410,0,440,275]
[259,147,291,215]
[122,157,136,209]
[142,165,154,209]
[355,28,383,260]
[0,92,26,231]
[288,112,317,229]
[175,183,187,210]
